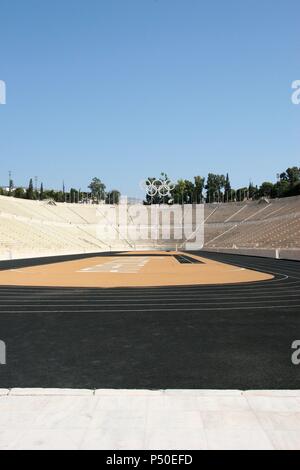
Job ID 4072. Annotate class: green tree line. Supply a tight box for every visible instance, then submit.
[0,177,121,204]
[143,167,300,204]
[1,167,300,205]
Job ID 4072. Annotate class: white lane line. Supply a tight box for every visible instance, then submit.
[0,278,296,294]
[3,292,299,303]
[1,292,300,302]
[4,297,300,307]
[2,305,300,312]
[197,256,296,280]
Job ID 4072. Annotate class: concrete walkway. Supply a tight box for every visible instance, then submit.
[0,389,300,450]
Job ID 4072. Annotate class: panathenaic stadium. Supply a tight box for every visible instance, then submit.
[1,194,300,260]
[0,194,300,449]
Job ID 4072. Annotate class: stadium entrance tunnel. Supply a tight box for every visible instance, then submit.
[0,251,273,288]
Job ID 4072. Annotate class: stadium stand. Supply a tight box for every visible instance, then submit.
[0,194,299,260]
[203,195,300,260]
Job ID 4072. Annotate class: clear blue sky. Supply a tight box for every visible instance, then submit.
[0,0,299,197]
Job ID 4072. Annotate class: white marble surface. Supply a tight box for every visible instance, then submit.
[10,388,93,396]
[0,389,300,450]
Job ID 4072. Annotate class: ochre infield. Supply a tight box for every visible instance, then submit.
[0,251,273,287]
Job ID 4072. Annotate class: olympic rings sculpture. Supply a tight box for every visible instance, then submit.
[140,178,176,197]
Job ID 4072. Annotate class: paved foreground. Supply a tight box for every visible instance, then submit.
[0,389,300,450]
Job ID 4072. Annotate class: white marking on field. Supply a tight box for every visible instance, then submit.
[9,269,28,273]
[227,268,246,272]
[79,257,150,274]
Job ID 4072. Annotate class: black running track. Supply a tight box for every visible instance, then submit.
[0,251,300,389]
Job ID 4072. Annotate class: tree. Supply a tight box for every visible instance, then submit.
[70,188,79,203]
[286,180,300,196]
[88,177,106,202]
[248,182,258,200]
[176,179,186,204]
[236,187,248,202]
[143,173,173,205]
[286,167,300,185]
[205,173,226,202]
[14,187,25,198]
[40,183,44,200]
[26,178,34,200]
[9,178,14,195]
[194,176,205,203]
[106,190,121,204]
[62,181,66,202]
[259,182,274,198]
[144,177,159,204]
[224,173,231,202]
[183,179,195,204]
[271,180,289,198]
[279,171,288,182]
